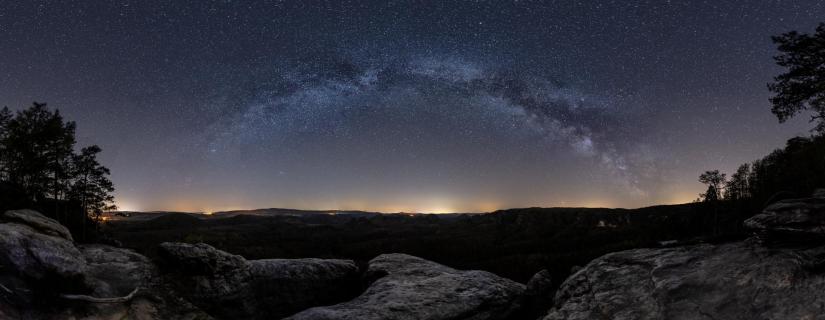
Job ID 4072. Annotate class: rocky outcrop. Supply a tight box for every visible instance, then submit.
[525,269,553,301]
[544,191,825,320]
[4,209,74,241]
[287,253,525,320]
[159,242,361,319]
[64,244,210,320]
[544,242,825,320]
[0,217,86,292]
[249,258,363,317]
[744,192,825,243]
[0,210,210,319]
[4,209,535,319]
[523,269,554,318]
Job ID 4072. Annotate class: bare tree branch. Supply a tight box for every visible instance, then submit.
[60,287,139,303]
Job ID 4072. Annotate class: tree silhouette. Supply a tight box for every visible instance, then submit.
[69,145,116,231]
[0,102,115,240]
[699,170,726,202]
[724,164,751,201]
[0,107,11,181]
[768,23,825,132]
[1,103,76,201]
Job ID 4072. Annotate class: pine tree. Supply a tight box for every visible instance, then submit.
[2,102,76,201]
[0,107,12,181]
[699,170,727,202]
[768,23,825,133]
[724,164,751,200]
[69,145,116,237]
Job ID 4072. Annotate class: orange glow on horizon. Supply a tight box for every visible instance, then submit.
[115,191,704,214]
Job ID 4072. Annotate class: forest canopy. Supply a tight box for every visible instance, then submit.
[0,102,115,239]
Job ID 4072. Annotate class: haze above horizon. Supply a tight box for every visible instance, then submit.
[2,1,823,212]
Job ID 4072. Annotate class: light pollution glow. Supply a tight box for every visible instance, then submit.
[6,2,820,214]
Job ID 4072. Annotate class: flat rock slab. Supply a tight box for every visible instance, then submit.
[543,242,825,320]
[287,253,525,320]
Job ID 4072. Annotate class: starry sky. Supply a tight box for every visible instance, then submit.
[1,1,823,213]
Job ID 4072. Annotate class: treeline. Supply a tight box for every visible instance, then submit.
[696,22,825,232]
[0,102,115,241]
[700,135,825,202]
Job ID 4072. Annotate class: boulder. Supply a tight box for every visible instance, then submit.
[523,269,554,317]
[744,193,825,243]
[543,242,825,320]
[67,244,211,320]
[525,269,553,299]
[158,242,255,318]
[287,253,525,320]
[249,258,361,318]
[0,211,211,319]
[158,242,360,319]
[80,245,155,298]
[4,209,73,241]
[0,222,85,286]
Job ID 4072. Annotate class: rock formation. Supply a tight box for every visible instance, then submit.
[543,190,825,320]
[13,192,825,320]
[0,209,537,319]
[744,190,825,243]
[4,209,74,241]
[158,242,361,319]
[523,269,554,318]
[286,253,525,320]
[0,209,210,319]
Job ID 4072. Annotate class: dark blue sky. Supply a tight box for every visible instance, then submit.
[1,1,823,212]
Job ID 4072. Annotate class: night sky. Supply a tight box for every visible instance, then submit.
[2,1,823,213]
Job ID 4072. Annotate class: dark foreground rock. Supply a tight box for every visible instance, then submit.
[544,191,825,320]
[0,223,86,286]
[544,242,825,320]
[286,253,525,320]
[0,209,210,319]
[744,192,825,243]
[4,209,74,241]
[2,209,536,320]
[523,269,554,318]
[159,242,361,319]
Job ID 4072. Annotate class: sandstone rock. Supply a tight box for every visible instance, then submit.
[158,242,255,318]
[80,245,155,298]
[0,211,212,319]
[72,244,212,320]
[4,209,73,241]
[158,242,249,275]
[744,195,825,242]
[0,214,85,313]
[525,269,553,298]
[287,253,525,320]
[0,222,85,285]
[543,242,825,320]
[523,269,555,319]
[249,258,361,318]
[158,242,360,319]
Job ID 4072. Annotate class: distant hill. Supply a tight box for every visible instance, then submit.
[210,208,383,219]
[103,201,751,284]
